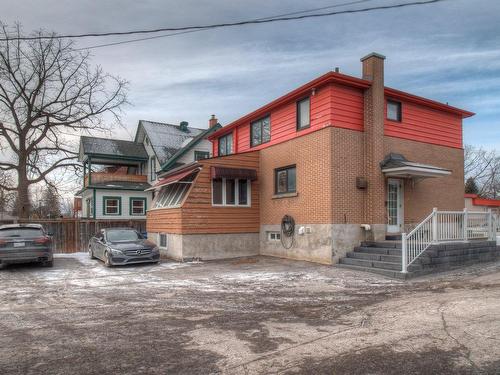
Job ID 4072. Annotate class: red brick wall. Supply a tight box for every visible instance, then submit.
[384,137,464,224]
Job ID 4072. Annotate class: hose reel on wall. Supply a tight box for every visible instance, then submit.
[280,215,295,249]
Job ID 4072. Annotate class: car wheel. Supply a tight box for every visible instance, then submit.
[104,252,112,267]
[88,245,95,259]
[43,260,54,267]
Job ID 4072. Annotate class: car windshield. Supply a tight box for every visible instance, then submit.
[0,227,44,238]
[106,229,141,243]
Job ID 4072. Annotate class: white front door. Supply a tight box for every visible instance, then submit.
[387,179,403,233]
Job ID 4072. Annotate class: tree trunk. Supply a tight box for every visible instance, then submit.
[16,163,31,219]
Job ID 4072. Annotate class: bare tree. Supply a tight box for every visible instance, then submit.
[464,144,499,199]
[0,24,128,218]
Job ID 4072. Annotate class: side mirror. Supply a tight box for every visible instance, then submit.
[47,232,54,237]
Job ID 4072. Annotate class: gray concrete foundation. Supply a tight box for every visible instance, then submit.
[260,224,368,265]
[149,232,259,261]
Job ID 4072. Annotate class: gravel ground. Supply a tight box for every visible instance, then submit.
[1,253,500,374]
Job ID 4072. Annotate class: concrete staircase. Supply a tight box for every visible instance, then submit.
[337,241,417,279]
[337,239,500,279]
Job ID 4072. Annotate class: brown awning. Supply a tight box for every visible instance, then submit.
[210,166,257,181]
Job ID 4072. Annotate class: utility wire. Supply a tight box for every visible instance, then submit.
[1,0,447,42]
[76,0,377,50]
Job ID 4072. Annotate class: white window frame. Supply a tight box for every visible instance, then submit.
[211,178,251,207]
[158,233,168,249]
[130,198,146,216]
[267,231,281,241]
[103,197,121,216]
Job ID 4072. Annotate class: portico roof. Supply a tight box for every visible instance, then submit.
[380,153,451,178]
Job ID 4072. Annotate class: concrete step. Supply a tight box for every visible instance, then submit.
[385,234,402,241]
[336,263,408,279]
[339,257,404,271]
[354,246,402,256]
[347,251,402,263]
[361,241,402,249]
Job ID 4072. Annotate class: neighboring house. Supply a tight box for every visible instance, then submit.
[465,194,500,214]
[76,117,220,219]
[77,137,151,220]
[134,116,220,184]
[146,53,474,264]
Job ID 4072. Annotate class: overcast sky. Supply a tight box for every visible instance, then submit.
[2,0,500,150]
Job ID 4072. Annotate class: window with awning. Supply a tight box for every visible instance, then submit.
[210,166,257,181]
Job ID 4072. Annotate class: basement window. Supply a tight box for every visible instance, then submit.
[267,231,281,241]
[159,233,167,249]
[387,100,402,122]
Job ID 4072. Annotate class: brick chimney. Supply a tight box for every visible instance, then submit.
[361,52,386,239]
[209,114,218,128]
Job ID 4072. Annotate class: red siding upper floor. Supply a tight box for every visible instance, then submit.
[384,88,466,149]
[210,71,473,155]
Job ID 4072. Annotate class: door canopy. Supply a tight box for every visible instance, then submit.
[380,153,451,179]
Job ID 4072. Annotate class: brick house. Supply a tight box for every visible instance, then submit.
[146,53,474,264]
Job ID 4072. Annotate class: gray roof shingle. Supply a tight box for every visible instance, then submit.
[80,136,148,159]
[139,120,205,165]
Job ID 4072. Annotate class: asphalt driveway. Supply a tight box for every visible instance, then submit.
[1,253,500,374]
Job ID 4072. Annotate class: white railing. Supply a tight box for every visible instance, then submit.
[402,208,495,273]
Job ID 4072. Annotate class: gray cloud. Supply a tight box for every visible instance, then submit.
[1,0,499,148]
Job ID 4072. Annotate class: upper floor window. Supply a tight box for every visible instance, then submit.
[251,116,271,147]
[275,165,296,195]
[387,100,402,122]
[194,150,210,161]
[297,97,310,130]
[218,133,233,156]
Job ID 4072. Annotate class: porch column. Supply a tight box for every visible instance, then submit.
[88,156,92,185]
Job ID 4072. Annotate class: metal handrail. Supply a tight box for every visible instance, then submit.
[401,208,494,273]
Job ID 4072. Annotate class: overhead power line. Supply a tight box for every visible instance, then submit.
[1,0,446,43]
[76,0,377,50]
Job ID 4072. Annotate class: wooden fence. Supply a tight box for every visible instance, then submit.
[2,219,147,253]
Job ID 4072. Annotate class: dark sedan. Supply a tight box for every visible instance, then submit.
[88,228,160,267]
[0,224,53,268]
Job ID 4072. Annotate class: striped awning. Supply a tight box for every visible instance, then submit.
[210,166,257,181]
